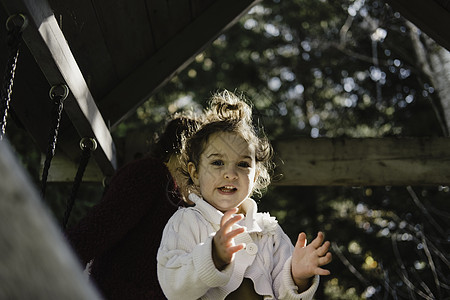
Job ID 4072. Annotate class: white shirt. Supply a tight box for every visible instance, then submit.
[157,193,319,299]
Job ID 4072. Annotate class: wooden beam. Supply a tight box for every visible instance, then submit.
[273,137,450,186]
[146,0,191,49]
[0,0,117,177]
[40,152,105,182]
[42,135,450,185]
[0,139,102,299]
[99,0,261,128]
[90,0,156,77]
[386,0,450,52]
[42,129,152,182]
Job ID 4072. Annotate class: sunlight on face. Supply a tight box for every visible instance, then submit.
[189,132,257,212]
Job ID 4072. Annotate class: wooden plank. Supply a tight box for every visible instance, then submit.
[0,139,102,299]
[146,0,191,49]
[90,0,156,77]
[40,135,450,184]
[40,152,104,182]
[386,0,450,52]
[0,0,117,178]
[190,0,216,18]
[99,0,261,128]
[47,0,117,99]
[41,130,152,182]
[273,137,450,186]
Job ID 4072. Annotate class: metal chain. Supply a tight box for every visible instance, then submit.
[41,84,69,198]
[62,137,97,229]
[0,14,27,140]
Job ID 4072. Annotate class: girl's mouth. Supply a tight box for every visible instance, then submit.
[218,185,237,193]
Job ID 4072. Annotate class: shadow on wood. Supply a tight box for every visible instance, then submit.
[0,139,101,299]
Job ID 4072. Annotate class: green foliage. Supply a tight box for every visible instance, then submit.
[153,0,442,141]
[258,185,450,299]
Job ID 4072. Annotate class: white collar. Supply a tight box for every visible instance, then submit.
[188,193,264,233]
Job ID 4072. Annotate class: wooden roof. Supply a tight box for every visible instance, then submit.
[385,0,450,52]
[0,0,449,185]
[0,0,258,180]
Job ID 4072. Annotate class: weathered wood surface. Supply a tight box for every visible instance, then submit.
[43,129,154,182]
[43,135,450,185]
[147,0,192,49]
[40,152,104,182]
[386,0,450,52]
[89,0,156,77]
[0,140,101,299]
[273,137,450,186]
[98,0,260,127]
[47,0,116,98]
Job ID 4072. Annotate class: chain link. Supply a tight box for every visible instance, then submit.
[0,20,24,140]
[41,85,69,198]
[62,137,97,229]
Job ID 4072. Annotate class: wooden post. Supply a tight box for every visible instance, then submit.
[0,140,101,299]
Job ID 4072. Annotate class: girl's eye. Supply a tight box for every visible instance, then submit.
[238,161,251,168]
[212,160,224,166]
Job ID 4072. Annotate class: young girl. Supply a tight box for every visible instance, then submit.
[157,91,332,299]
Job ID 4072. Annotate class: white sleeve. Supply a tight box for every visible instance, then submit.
[271,226,319,300]
[279,258,320,300]
[157,209,233,299]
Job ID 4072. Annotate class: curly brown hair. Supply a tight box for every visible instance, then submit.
[181,90,274,198]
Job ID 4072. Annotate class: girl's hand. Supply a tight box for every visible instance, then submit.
[291,232,332,291]
[212,208,245,270]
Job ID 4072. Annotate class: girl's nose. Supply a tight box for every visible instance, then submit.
[224,166,238,180]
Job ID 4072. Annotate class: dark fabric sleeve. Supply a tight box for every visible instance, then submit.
[65,157,173,265]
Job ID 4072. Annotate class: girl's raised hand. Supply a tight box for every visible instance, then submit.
[212,207,245,270]
[291,232,332,291]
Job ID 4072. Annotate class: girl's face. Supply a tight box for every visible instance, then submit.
[188,132,257,212]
